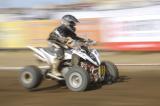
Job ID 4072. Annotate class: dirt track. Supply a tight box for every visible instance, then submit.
[0,51,160,106]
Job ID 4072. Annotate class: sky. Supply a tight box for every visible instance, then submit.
[0,0,80,8]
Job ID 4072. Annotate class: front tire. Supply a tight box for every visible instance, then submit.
[65,66,90,92]
[101,61,119,83]
[19,65,43,90]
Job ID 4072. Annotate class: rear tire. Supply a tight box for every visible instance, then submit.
[65,66,90,92]
[19,65,43,90]
[101,61,119,83]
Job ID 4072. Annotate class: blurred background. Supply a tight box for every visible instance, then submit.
[1,1,160,106]
[1,0,160,51]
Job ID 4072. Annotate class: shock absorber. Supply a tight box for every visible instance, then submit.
[72,54,79,66]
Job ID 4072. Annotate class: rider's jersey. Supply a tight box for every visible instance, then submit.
[48,24,84,45]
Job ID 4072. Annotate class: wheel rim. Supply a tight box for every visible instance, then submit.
[22,72,33,84]
[69,72,82,88]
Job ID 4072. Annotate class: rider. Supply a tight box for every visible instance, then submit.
[48,15,86,76]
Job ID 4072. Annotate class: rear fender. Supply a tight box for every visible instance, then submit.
[27,46,48,63]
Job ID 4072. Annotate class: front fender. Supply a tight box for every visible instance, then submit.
[72,49,98,66]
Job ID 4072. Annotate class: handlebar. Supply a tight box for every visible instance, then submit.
[83,39,96,46]
[48,38,96,49]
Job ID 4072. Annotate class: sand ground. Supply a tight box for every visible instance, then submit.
[0,51,160,106]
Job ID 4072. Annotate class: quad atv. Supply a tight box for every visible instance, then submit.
[19,39,119,92]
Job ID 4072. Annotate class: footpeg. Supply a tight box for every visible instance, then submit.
[47,73,64,80]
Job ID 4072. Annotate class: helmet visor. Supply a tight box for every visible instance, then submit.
[70,21,76,26]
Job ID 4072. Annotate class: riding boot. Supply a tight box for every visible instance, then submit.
[51,59,61,76]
